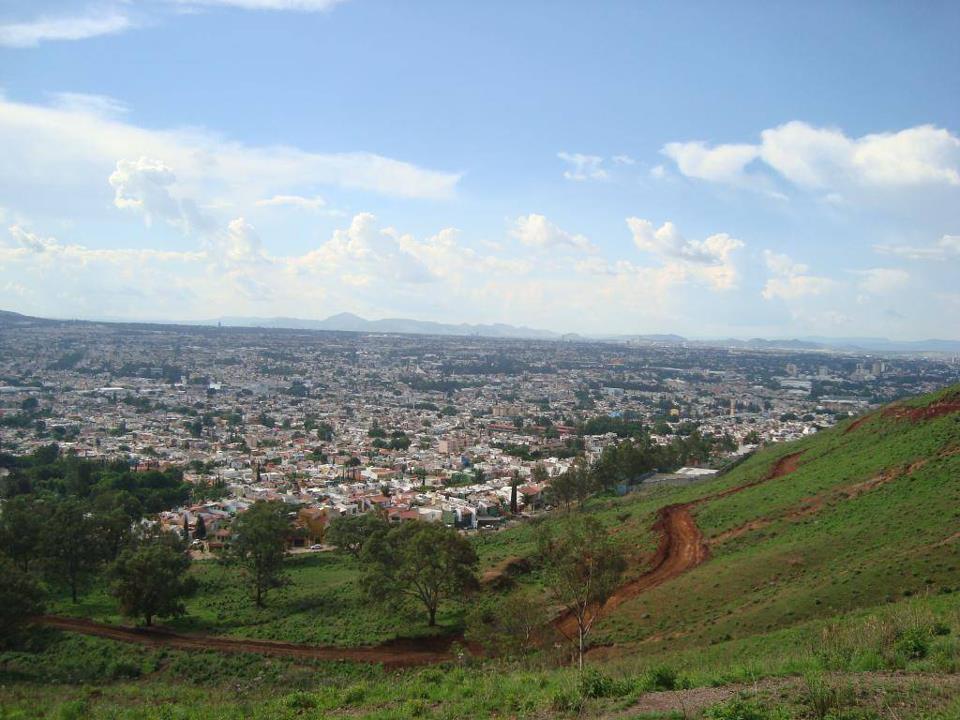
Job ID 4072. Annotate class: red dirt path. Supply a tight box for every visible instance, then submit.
[553,451,804,640]
[37,615,454,668]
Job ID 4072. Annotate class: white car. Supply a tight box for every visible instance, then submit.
[309,544,323,550]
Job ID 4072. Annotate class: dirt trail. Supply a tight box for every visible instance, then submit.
[37,616,454,668]
[554,452,804,640]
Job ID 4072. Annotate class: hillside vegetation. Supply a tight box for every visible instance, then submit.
[2,385,959,719]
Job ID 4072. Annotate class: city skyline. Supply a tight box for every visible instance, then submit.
[1,1,959,339]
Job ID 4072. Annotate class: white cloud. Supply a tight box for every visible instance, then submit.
[625,218,744,290]
[664,121,960,192]
[47,92,129,118]
[874,234,960,261]
[0,10,132,48]
[8,225,58,253]
[612,154,635,166]
[255,194,327,209]
[852,268,909,295]
[557,152,608,181]
[661,141,759,184]
[0,95,461,221]
[511,214,596,253]
[219,217,268,265]
[761,250,834,300]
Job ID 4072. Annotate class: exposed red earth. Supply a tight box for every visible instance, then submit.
[37,615,455,668]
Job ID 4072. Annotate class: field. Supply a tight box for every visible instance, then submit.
[2,385,960,718]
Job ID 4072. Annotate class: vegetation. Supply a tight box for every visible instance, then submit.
[360,521,478,626]
[225,500,291,607]
[108,532,197,626]
[539,515,627,668]
[1,385,959,718]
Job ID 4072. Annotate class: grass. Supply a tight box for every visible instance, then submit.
[51,551,460,646]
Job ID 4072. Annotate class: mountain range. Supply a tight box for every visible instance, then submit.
[2,308,959,353]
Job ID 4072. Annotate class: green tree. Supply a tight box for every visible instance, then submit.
[465,591,548,657]
[361,521,478,626]
[510,470,520,514]
[194,514,207,540]
[46,498,104,603]
[327,513,388,559]
[226,501,290,607]
[0,494,45,572]
[109,533,196,626]
[0,557,44,648]
[539,515,626,670]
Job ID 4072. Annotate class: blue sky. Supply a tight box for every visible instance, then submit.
[1,0,958,338]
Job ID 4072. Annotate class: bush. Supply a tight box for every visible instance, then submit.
[550,685,584,714]
[706,697,772,720]
[579,668,633,698]
[894,626,930,660]
[646,664,679,691]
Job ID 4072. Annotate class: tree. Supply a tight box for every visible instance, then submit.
[46,498,104,603]
[194,514,207,540]
[327,513,388,559]
[360,521,478,626]
[0,557,44,648]
[510,471,520,514]
[226,501,289,607]
[465,591,549,657]
[109,533,196,626]
[93,493,140,561]
[539,515,626,669]
[0,494,45,572]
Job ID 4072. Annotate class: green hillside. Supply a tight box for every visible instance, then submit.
[2,385,959,719]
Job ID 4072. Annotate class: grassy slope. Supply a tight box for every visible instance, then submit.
[590,387,960,653]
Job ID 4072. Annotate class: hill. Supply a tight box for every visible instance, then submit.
[1,386,959,718]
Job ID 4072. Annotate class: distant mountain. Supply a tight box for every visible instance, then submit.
[212,313,562,340]
[3,308,959,352]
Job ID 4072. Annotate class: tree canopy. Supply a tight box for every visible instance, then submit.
[360,521,478,626]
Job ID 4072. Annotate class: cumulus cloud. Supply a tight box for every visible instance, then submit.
[663,121,960,192]
[510,214,596,253]
[557,152,608,181]
[852,268,910,295]
[874,234,960,261]
[761,250,835,300]
[662,141,760,184]
[625,218,744,290]
[109,157,215,234]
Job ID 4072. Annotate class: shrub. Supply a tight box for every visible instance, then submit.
[894,626,930,660]
[646,664,679,691]
[550,685,584,714]
[706,697,772,720]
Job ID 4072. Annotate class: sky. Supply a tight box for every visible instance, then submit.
[1,0,958,340]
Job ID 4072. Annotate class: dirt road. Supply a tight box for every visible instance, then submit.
[37,616,454,668]
[553,451,804,640]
